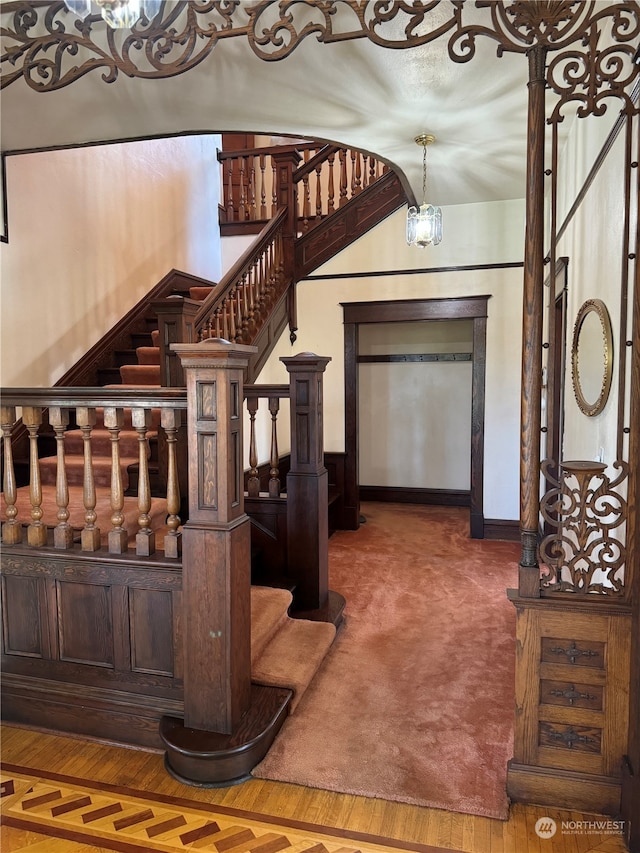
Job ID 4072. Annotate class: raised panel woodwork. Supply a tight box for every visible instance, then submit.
[130,587,174,677]
[508,594,632,814]
[198,434,217,509]
[540,679,603,711]
[2,575,46,658]
[541,637,605,668]
[57,581,114,668]
[539,721,602,754]
[197,382,217,420]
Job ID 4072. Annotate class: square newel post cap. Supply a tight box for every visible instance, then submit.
[280,353,331,373]
[171,338,258,369]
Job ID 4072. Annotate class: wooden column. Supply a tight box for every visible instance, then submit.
[519,45,547,597]
[271,149,301,342]
[171,338,256,734]
[281,352,331,611]
[152,297,201,388]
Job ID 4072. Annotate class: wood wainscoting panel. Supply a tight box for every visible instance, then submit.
[508,593,632,814]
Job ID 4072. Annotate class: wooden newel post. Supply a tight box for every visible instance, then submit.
[281,352,331,611]
[152,297,201,388]
[271,149,301,343]
[171,338,257,734]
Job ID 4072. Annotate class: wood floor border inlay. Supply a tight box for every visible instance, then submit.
[1,764,460,853]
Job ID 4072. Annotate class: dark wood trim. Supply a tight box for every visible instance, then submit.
[358,352,472,364]
[343,321,360,530]
[295,171,407,278]
[484,519,520,541]
[556,79,640,244]
[342,295,490,325]
[304,262,523,282]
[359,486,470,506]
[343,296,489,540]
[470,315,487,539]
[1,152,7,242]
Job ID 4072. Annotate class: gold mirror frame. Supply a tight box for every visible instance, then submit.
[571,298,614,417]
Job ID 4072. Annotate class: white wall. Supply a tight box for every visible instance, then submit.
[555,120,635,472]
[254,198,526,520]
[0,135,222,387]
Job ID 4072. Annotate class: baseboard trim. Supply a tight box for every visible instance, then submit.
[484,518,520,541]
[359,486,470,507]
[507,761,622,815]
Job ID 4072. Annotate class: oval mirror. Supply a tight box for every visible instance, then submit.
[571,298,614,417]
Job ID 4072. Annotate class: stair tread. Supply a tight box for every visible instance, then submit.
[252,616,336,712]
[251,586,293,666]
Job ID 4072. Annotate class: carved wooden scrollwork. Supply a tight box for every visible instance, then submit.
[2,0,639,101]
[539,458,628,596]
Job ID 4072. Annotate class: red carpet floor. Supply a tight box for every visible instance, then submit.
[253,502,520,819]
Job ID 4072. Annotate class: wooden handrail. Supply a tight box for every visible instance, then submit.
[0,387,187,408]
[292,144,341,181]
[193,208,289,337]
[244,383,289,399]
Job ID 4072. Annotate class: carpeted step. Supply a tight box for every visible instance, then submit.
[119,364,161,385]
[58,427,142,458]
[252,617,336,713]
[151,329,160,347]
[2,484,167,547]
[39,454,138,488]
[251,586,293,666]
[189,285,214,301]
[136,346,160,365]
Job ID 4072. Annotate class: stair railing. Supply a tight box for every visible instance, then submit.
[219,141,388,235]
[1,387,187,558]
[194,207,288,345]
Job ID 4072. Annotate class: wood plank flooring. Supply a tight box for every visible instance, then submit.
[0,726,628,853]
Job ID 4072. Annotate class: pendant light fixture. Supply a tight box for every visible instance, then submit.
[406,133,443,247]
[64,0,162,29]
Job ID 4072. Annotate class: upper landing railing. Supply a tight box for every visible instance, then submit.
[219,142,389,234]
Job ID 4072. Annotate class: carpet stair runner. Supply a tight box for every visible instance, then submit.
[251,587,336,712]
[6,282,337,716]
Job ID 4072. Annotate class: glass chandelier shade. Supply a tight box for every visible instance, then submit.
[406,134,443,247]
[64,0,163,28]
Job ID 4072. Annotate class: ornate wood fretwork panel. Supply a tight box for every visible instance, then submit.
[539,459,628,597]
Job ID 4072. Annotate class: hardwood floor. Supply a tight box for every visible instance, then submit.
[0,725,628,853]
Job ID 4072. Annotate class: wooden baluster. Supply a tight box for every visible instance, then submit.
[77,407,100,551]
[235,285,243,342]
[248,157,256,221]
[268,396,281,498]
[271,158,277,215]
[228,289,237,341]
[162,409,182,558]
[247,265,256,329]
[246,396,260,497]
[132,407,155,556]
[222,298,230,341]
[21,406,47,547]
[1,405,21,544]
[238,156,246,221]
[362,154,369,189]
[50,406,73,549]
[260,253,270,309]
[339,148,348,207]
[259,153,267,219]
[302,172,311,232]
[370,157,377,183]
[225,160,234,221]
[315,162,323,219]
[104,406,128,554]
[350,148,357,198]
[214,307,222,339]
[354,150,362,195]
[327,150,336,212]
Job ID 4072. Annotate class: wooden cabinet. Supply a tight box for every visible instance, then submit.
[507,593,632,814]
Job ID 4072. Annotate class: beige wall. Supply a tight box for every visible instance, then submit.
[1,135,222,387]
[554,117,635,472]
[254,198,526,521]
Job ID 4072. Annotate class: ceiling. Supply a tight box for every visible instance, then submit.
[1,2,546,207]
